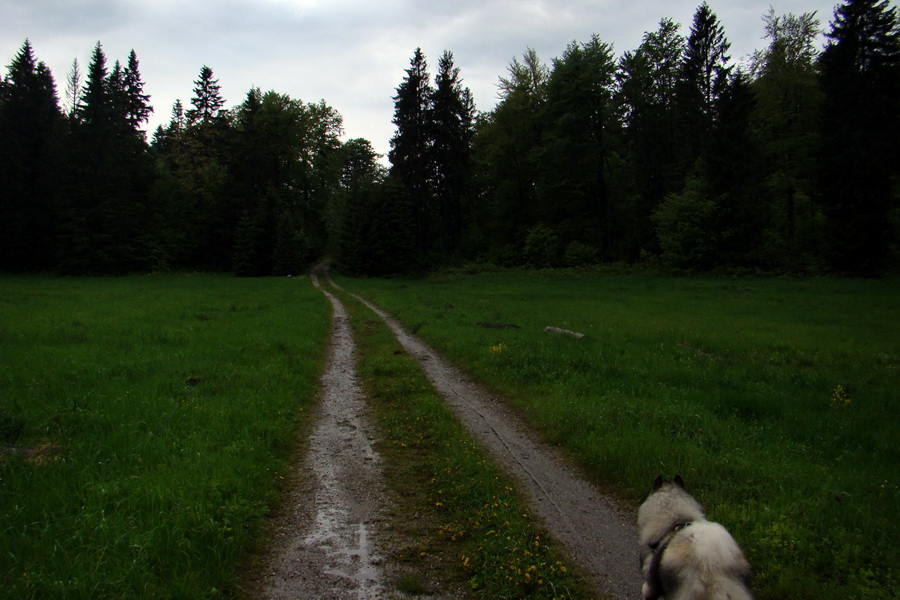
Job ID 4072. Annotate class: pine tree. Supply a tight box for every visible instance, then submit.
[676,2,732,172]
[818,0,900,274]
[0,39,63,271]
[186,65,225,126]
[389,48,434,256]
[63,58,82,119]
[179,65,231,269]
[430,51,475,254]
[76,43,114,129]
[617,19,685,256]
[123,50,152,133]
[59,42,150,274]
[473,48,549,258]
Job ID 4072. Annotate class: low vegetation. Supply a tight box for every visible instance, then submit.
[0,275,330,599]
[336,269,900,599]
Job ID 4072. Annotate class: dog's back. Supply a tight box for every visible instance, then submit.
[638,476,753,600]
[660,521,753,600]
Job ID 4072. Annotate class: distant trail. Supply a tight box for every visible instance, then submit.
[325,269,643,600]
[256,266,386,599]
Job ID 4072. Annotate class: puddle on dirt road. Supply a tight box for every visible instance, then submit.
[258,271,385,599]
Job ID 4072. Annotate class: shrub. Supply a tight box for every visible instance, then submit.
[563,241,599,267]
[522,224,559,268]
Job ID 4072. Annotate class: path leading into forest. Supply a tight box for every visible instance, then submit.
[256,269,386,599]
[255,265,642,599]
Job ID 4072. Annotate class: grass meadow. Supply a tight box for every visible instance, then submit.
[336,269,900,600]
[0,275,330,599]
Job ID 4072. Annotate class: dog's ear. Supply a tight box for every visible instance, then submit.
[652,474,664,491]
[673,474,685,489]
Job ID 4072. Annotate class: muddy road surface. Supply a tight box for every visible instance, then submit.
[255,266,641,599]
[256,270,386,599]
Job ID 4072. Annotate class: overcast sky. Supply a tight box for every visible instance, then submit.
[4,0,844,158]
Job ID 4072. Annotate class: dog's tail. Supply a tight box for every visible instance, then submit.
[674,521,754,600]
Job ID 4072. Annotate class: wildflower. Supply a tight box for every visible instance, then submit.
[831,384,852,408]
[490,342,507,354]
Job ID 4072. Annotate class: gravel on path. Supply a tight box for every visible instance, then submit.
[255,269,387,599]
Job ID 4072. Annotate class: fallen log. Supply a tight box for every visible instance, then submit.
[544,326,586,339]
[476,322,520,329]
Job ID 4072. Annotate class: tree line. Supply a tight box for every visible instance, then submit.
[1,0,898,277]
[465,0,899,276]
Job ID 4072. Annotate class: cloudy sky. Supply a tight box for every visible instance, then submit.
[4,0,842,158]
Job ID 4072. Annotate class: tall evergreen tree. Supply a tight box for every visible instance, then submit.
[389,48,435,257]
[186,65,225,126]
[178,65,231,269]
[676,2,732,172]
[63,57,82,119]
[0,39,63,271]
[58,42,151,274]
[617,18,685,256]
[706,70,766,267]
[818,0,900,274]
[123,50,152,133]
[430,50,475,254]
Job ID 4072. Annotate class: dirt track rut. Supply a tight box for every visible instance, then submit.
[256,266,642,599]
[325,271,642,599]
[257,270,386,599]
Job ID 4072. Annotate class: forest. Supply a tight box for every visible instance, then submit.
[1,0,898,277]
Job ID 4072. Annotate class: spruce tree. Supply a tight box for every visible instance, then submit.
[539,36,619,256]
[473,49,549,258]
[59,42,150,274]
[123,50,152,133]
[186,65,225,126]
[617,19,685,256]
[0,39,63,271]
[389,48,434,257]
[818,0,900,274]
[430,51,475,254]
[676,2,732,172]
[750,9,823,270]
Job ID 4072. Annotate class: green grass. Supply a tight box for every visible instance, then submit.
[0,274,331,599]
[336,269,900,600]
[337,284,588,599]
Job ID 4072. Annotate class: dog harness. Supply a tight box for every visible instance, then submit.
[649,521,692,552]
[644,521,693,600]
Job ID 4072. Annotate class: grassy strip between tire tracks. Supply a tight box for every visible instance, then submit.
[0,274,331,599]
[336,269,900,600]
[335,284,592,599]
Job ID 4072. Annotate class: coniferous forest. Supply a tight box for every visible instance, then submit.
[1,0,898,277]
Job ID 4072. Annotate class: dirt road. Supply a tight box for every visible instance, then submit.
[256,270,386,599]
[255,266,641,598]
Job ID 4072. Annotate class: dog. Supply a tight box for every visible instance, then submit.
[638,475,754,600]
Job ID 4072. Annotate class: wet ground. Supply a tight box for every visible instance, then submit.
[256,271,386,599]
[255,266,642,599]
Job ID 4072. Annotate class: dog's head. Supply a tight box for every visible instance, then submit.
[638,475,705,549]
[650,473,685,493]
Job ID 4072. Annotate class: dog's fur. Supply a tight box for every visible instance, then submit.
[638,475,754,600]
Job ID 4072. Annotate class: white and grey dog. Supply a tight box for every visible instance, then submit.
[638,475,754,600]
